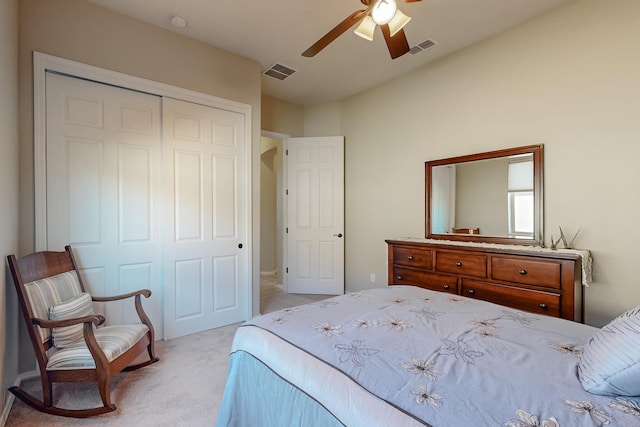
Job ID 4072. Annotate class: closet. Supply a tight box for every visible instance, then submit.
[38,57,251,340]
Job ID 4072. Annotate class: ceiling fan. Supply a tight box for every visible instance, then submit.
[302,0,422,60]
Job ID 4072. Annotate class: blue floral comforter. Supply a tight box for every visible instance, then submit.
[238,286,640,426]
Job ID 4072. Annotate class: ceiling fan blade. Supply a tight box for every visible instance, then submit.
[302,10,367,57]
[381,24,410,59]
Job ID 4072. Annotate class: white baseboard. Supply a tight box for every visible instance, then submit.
[1,369,39,426]
[260,270,277,276]
[0,395,13,427]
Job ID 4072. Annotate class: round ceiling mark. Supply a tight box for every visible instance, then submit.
[170,14,187,29]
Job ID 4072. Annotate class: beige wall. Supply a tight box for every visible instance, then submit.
[260,97,342,138]
[341,0,640,327]
[304,102,342,137]
[262,95,304,137]
[16,0,262,372]
[1,0,20,414]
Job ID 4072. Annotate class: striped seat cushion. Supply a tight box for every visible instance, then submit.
[24,270,84,343]
[48,292,95,348]
[47,324,149,370]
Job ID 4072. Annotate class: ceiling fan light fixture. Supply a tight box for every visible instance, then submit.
[354,15,376,41]
[371,0,397,25]
[388,10,411,37]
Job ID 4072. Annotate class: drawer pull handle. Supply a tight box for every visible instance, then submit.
[519,269,527,275]
[443,284,450,290]
[539,303,548,310]
[407,256,414,261]
[467,289,475,295]
[396,276,403,281]
[455,262,462,267]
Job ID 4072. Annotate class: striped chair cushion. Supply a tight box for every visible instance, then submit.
[47,324,149,370]
[48,292,94,348]
[578,305,640,396]
[24,270,83,343]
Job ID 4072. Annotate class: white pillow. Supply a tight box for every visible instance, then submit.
[48,292,95,349]
[578,306,640,396]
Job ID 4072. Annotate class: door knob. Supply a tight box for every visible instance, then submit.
[333,233,343,238]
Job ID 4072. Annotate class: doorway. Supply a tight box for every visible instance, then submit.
[260,133,287,294]
[260,133,345,297]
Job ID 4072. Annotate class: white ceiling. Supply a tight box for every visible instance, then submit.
[88,0,572,106]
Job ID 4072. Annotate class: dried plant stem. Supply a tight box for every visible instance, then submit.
[559,226,581,249]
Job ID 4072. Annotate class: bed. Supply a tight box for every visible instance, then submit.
[216,286,640,426]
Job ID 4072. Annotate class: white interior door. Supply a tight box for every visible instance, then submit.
[45,72,163,334]
[162,97,249,339]
[286,137,344,295]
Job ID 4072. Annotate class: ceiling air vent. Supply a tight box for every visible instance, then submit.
[263,63,297,81]
[410,38,438,55]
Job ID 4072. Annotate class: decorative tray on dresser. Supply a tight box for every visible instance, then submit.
[386,238,591,322]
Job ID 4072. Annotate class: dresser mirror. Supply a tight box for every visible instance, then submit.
[426,144,544,245]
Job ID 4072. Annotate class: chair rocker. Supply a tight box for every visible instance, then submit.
[7,245,159,418]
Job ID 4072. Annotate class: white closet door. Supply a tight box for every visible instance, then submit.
[162,97,249,339]
[45,72,163,334]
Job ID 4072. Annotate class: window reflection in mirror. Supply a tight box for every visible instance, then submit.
[507,155,534,237]
[426,145,543,246]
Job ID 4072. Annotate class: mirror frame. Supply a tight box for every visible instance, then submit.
[426,144,544,246]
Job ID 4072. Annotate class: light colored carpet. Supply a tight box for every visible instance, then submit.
[5,275,331,426]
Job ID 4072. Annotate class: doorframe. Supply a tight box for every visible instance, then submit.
[261,130,290,293]
[33,51,253,319]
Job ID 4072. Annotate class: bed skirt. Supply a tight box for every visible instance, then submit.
[216,350,345,426]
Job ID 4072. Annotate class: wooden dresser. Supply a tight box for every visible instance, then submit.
[386,239,585,322]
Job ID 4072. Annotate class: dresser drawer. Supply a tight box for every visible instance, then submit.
[392,267,458,294]
[393,246,432,269]
[461,280,560,317]
[491,256,561,289]
[435,251,487,278]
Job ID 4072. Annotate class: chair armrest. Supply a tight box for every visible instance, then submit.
[32,314,105,328]
[94,290,155,335]
[91,289,151,302]
[35,315,111,372]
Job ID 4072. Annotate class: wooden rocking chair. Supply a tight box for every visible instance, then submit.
[7,245,159,418]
